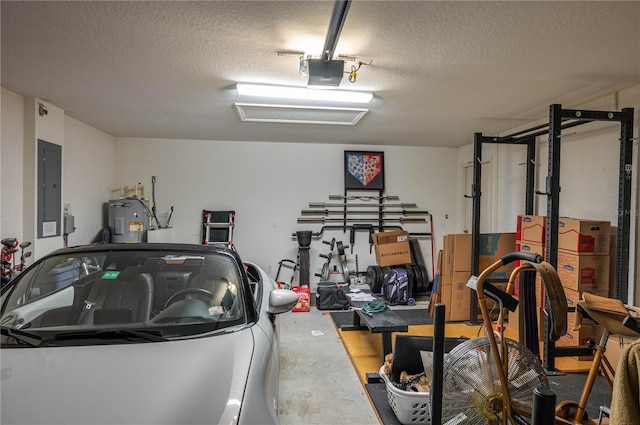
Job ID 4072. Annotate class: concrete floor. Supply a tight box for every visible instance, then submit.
[277,307,379,425]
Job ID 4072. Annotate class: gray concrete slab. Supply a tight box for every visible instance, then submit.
[278,307,379,425]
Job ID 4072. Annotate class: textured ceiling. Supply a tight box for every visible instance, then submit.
[2,1,639,148]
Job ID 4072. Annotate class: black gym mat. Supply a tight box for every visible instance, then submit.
[365,382,401,425]
[330,308,434,329]
[365,372,611,423]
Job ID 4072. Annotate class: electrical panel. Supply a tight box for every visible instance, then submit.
[37,140,62,238]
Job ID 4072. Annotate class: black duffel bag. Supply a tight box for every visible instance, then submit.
[316,282,350,310]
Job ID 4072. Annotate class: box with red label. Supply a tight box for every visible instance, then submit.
[556,323,602,348]
[558,218,610,255]
[291,285,310,312]
[557,252,610,292]
[516,215,546,244]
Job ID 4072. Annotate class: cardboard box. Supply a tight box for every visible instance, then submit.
[605,333,639,378]
[557,323,602,347]
[507,303,530,339]
[291,285,310,312]
[478,233,517,279]
[558,218,611,255]
[442,272,472,322]
[515,241,545,269]
[513,244,544,300]
[441,234,471,285]
[372,230,412,267]
[557,252,610,292]
[517,215,546,244]
[563,287,609,310]
[562,311,599,361]
[441,232,515,284]
[443,272,508,322]
[567,310,598,330]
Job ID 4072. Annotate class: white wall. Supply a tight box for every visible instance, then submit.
[456,85,640,302]
[115,138,457,284]
[0,88,117,265]
[1,88,25,243]
[63,117,117,246]
[25,97,66,258]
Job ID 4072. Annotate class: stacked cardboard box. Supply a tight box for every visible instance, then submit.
[555,217,611,349]
[512,215,612,350]
[441,234,471,321]
[512,215,547,337]
[441,232,516,322]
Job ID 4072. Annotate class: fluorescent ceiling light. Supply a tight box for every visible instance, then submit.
[235,103,369,125]
[236,83,373,103]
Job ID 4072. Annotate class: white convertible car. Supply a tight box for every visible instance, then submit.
[0,243,299,425]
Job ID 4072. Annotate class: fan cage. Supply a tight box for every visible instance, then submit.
[440,337,549,425]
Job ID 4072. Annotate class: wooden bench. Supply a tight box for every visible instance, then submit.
[339,292,409,362]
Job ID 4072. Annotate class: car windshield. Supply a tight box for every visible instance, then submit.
[0,247,247,345]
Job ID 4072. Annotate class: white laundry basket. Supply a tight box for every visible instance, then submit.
[379,365,431,424]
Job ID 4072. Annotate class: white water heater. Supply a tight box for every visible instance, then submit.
[108,198,149,243]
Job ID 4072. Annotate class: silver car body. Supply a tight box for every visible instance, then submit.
[0,244,298,425]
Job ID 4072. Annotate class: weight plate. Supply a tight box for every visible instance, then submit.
[321,262,330,281]
[342,265,350,284]
[336,240,345,256]
[407,265,418,292]
[418,265,426,292]
[366,265,376,286]
[367,265,383,294]
[412,264,427,294]
[416,265,426,293]
[419,265,431,292]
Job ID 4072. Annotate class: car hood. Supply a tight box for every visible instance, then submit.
[1,327,255,425]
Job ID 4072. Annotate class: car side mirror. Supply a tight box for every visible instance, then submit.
[268,289,299,315]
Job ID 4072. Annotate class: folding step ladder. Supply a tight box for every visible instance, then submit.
[202,210,235,248]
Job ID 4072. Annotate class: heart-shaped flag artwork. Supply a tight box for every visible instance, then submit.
[347,153,382,187]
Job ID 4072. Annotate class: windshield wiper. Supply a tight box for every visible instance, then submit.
[0,326,45,347]
[54,328,168,343]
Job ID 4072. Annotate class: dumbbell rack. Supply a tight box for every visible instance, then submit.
[315,238,351,284]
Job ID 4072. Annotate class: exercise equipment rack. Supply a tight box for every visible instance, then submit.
[468,103,635,371]
[294,189,435,291]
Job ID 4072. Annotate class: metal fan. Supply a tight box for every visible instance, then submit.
[441,336,549,424]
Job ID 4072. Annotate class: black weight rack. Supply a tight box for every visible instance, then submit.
[468,104,635,371]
